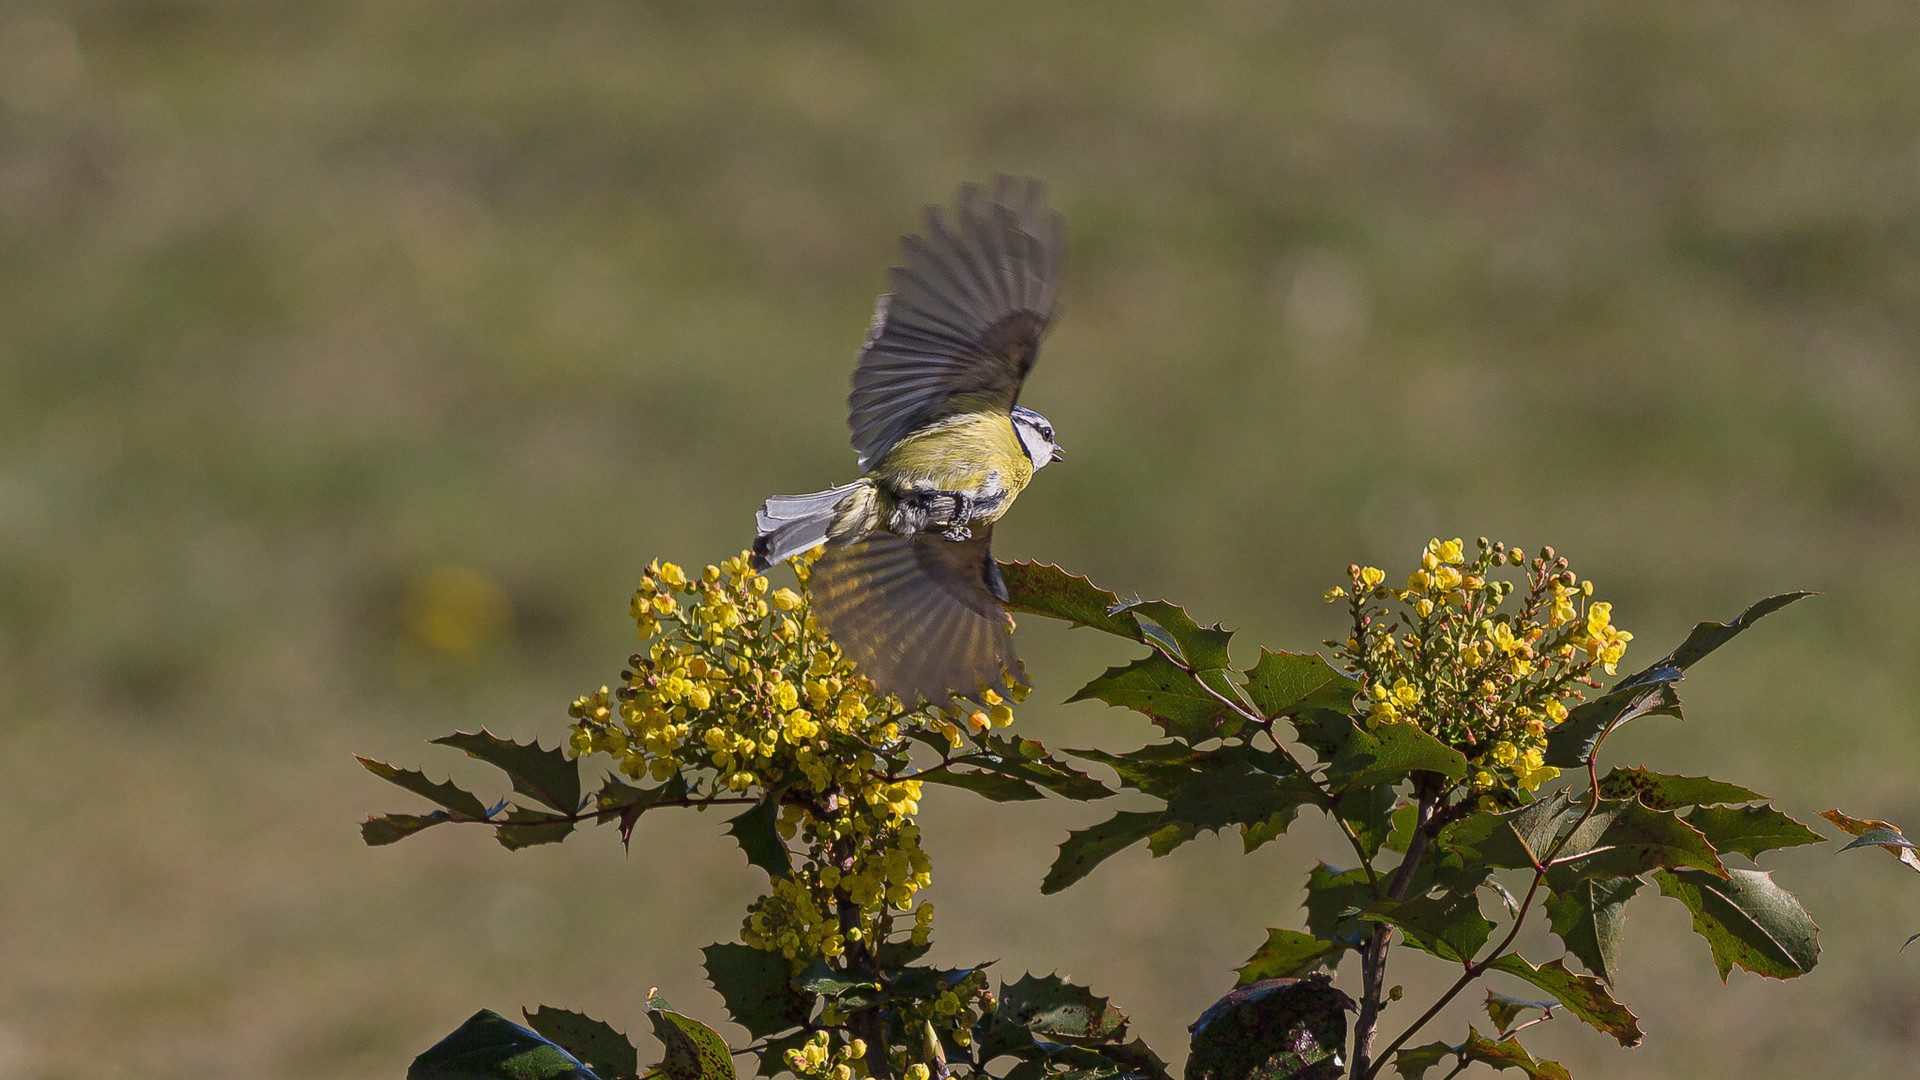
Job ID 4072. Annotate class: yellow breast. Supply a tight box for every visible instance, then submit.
[869,410,1034,523]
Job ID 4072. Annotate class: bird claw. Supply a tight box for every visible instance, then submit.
[941,524,973,542]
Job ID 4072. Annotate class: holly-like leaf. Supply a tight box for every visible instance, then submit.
[647,991,736,1080]
[1070,745,1217,799]
[1542,672,1682,769]
[1235,929,1345,986]
[703,943,810,1039]
[1392,1042,1455,1079]
[1546,592,1813,768]
[496,807,577,850]
[1365,891,1492,964]
[1545,875,1642,985]
[1459,1027,1569,1080]
[994,973,1130,1043]
[1662,592,1816,670]
[434,731,582,814]
[1161,757,1321,837]
[1323,721,1469,794]
[1485,954,1643,1046]
[595,773,688,846]
[1043,811,1168,895]
[1652,867,1819,980]
[1483,991,1556,1036]
[918,767,1046,802]
[1385,802,1420,855]
[1685,804,1823,861]
[1069,653,1239,743]
[1111,599,1235,671]
[724,802,793,880]
[409,1009,600,1080]
[359,757,490,819]
[1442,792,1572,871]
[938,735,1112,802]
[1596,767,1764,810]
[1187,976,1353,1080]
[1303,863,1374,945]
[524,1007,640,1080]
[999,561,1143,639]
[1335,786,1398,861]
[1240,650,1358,719]
[1550,799,1725,881]
[362,812,452,846]
[1821,810,1920,874]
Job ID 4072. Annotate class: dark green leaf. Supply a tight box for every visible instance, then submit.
[1483,991,1556,1036]
[1235,929,1344,986]
[1661,592,1816,671]
[434,731,582,814]
[1542,674,1682,769]
[792,960,876,997]
[724,802,793,880]
[1459,1027,1569,1080]
[1336,786,1399,860]
[1043,811,1167,895]
[1069,745,1215,800]
[999,561,1143,638]
[1303,863,1374,945]
[1365,891,1491,964]
[1110,599,1235,671]
[1442,793,1572,871]
[1323,722,1469,793]
[1385,802,1419,855]
[1391,1042,1455,1079]
[1596,767,1764,811]
[1068,653,1239,743]
[646,994,736,1080]
[523,1008,639,1080]
[1289,709,1359,766]
[995,973,1130,1042]
[1240,650,1358,719]
[409,1009,600,1080]
[595,773,688,845]
[1685,804,1823,861]
[1187,976,1353,1080]
[363,812,451,846]
[1653,867,1819,980]
[1161,758,1320,835]
[918,767,1046,801]
[702,943,810,1039]
[496,808,576,850]
[944,735,1112,801]
[1550,799,1725,881]
[359,757,490,818]
[1485,954,1643,1046]
[1545,875,1641,985]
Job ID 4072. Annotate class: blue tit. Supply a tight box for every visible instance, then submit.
[750,177,1066,708]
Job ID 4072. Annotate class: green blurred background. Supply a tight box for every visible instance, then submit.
[5,2,1920,1076]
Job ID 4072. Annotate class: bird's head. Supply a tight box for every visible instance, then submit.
[1011,405,1063,469]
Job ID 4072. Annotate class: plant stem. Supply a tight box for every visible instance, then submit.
[1349,778,1440,1079]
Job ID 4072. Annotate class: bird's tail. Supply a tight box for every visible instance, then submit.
[751,480,874,569]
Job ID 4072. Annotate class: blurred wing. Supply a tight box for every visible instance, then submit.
[808,526,1025,709]
[849,176,1064,470]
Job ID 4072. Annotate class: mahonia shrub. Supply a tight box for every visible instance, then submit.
[367,538,1878,1080]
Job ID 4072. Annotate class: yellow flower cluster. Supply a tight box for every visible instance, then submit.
[1326,539,1634,794]
[567,551,1015,969]
[785,1030,868,1080]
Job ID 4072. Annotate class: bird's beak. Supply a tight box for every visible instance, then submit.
[1050,445,1065,463]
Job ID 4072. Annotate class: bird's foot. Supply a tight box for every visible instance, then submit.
[940,523,973,542]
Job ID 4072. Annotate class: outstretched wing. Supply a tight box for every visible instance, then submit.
[849,176,1064,471]
[807,526,1025,709]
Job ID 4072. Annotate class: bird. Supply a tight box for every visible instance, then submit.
[750,176,1065,710]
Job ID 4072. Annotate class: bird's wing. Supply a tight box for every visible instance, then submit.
[849,176,1064,471]
[807,525,1025,709]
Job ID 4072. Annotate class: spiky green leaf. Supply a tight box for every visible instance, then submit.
[495,808,576,850]
[1240,650,1357,719]
[359,757,490,819]
[434,730,582,814]
[999,561,1143,639]
[1596,767,1764,810]
[1069,653,1239,743]
[1652,867,1819,980]
[408,1009,600,1080]
[703,943,810,1039]
[646,993,735,1080]
[1235,929,1345,986]
[1043,811,1168,895]
[1685,804,1823,861]
[1545,875,1641,985]
[1486,954,1643,1046]
[523,1008,639,1080]
[362,811,452,846]
[1365,891,1492,964]
[1459,1027,1569,1080]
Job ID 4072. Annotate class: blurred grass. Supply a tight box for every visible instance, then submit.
[5,1,1920,1076]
